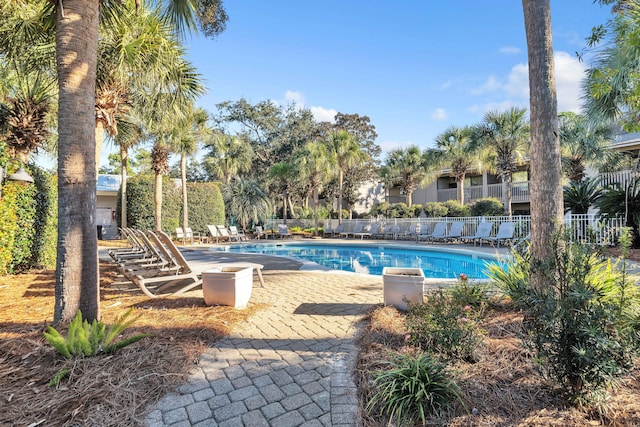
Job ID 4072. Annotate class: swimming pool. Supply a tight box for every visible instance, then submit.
[215,242,503,279]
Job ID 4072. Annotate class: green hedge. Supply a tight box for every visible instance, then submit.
[0,164,57,274]
[123,176,225,235]
[182,182,225,233]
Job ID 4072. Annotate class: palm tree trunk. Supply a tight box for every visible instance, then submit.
[181,153,188,233]
[313,187,319,235]
[154,172,163,232]
[282,191,288,224]
[338,170,344,224]
[54,0,100,323]
[523,0,563,291]
[505,173,513,216]
[120,146,128,229]
[457,176,465,205]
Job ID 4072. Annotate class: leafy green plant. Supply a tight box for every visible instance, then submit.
[44,309,150,358]
[406,288,483,361]
[449,273,489,308]
[469,197,504,216]
[366,353,464,426]
[491,230,640,406]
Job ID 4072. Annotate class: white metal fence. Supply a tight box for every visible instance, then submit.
[267,214,625,246]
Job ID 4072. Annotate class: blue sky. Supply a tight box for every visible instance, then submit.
[74,0,612,171]
[183,0,613,159]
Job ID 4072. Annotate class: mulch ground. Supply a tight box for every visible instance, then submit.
[0,256,263,426]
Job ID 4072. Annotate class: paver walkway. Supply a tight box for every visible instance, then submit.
[144,268,383,427]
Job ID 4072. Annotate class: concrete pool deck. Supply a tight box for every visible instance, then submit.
[116,239,509,426]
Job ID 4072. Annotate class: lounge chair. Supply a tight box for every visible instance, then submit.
[417,222,448,242]
[433,221,465,243]
[125,230,202,298]
[207,224,221,243]
[216,225,232,241]
[465,222,494,247]
[229,225,248,242]
[254,225,266,239]
[175,227,202,245]
[353,223,373,240]
[479,222,515,248]
[109,227,145,260]
[277,224,293,239]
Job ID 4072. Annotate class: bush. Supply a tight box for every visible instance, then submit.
[443,200,469,217]
[423,202,448,217]
[0,164,56,273]
[123,175,181,233]
[449,273,490,308]
[183,182,225,233]
[406,287,484,362]
[369,201,389,217]
[469,198,504,216]
[490,229,640,406]
[366,353,463,425]
[387,203,411,218]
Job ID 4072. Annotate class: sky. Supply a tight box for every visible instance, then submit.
[79,0,614,171]
[181,0,613,160]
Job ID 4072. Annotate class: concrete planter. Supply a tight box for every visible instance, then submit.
[202,266,254,309]
[382,267,425,311]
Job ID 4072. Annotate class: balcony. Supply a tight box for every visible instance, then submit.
[437,181,530,204]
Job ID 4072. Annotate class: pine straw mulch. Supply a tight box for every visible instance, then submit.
[0,259,264,426]
[356,304,640,427]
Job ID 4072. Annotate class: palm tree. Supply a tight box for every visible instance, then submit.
[431,126,480,205]
[558,112,615,183]
[523,0,564,291]
[583,2,640,130]
[296,141,335,234]
[268,162,297,223]
[169,106,211,235]
[473,107,530,216]
[223,176,271,231]
[204,134,253,184]
[382,145,434,207]
[597,176,640,247]
[326,130,367,224]
[563,178,601,214]
[46,0,227,322]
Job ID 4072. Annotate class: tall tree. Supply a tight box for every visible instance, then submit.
[381,145,434,207]
[55,0,101,322]
[204,133,253,184]
[268,162,297,222]
[326,130,367,224]
[523,0,563,290]
[52,0,227,322]
[431,125,480,205]
[473,107,530,216]
[296,141,335,234]
[558,112,615,183]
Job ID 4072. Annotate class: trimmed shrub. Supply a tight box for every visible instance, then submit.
[29,168,57,269]
[423,202,448,217]
[387,203,411,218]
[184,182,225,233]
[123,175,181,233]
[469,197,504,216]
[443,200,469,217]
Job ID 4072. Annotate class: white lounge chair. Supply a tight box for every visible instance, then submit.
[229,225,248,242]
[277,224,293,239]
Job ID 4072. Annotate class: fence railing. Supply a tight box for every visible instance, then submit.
[267,214,625,246]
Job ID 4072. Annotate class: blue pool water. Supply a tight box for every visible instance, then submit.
[218,242,502,279]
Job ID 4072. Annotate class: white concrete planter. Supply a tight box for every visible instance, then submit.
[202,266,254,309]
[382,267,425,311]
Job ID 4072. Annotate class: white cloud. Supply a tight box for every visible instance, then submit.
[468,100,522,115]
[284,90,305,105]
[470,51,586,114]
[471,75,501,95]
[431,108,448,121]
[554,51,585,113]
[499,46,521,55]
[310,106,337,123]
